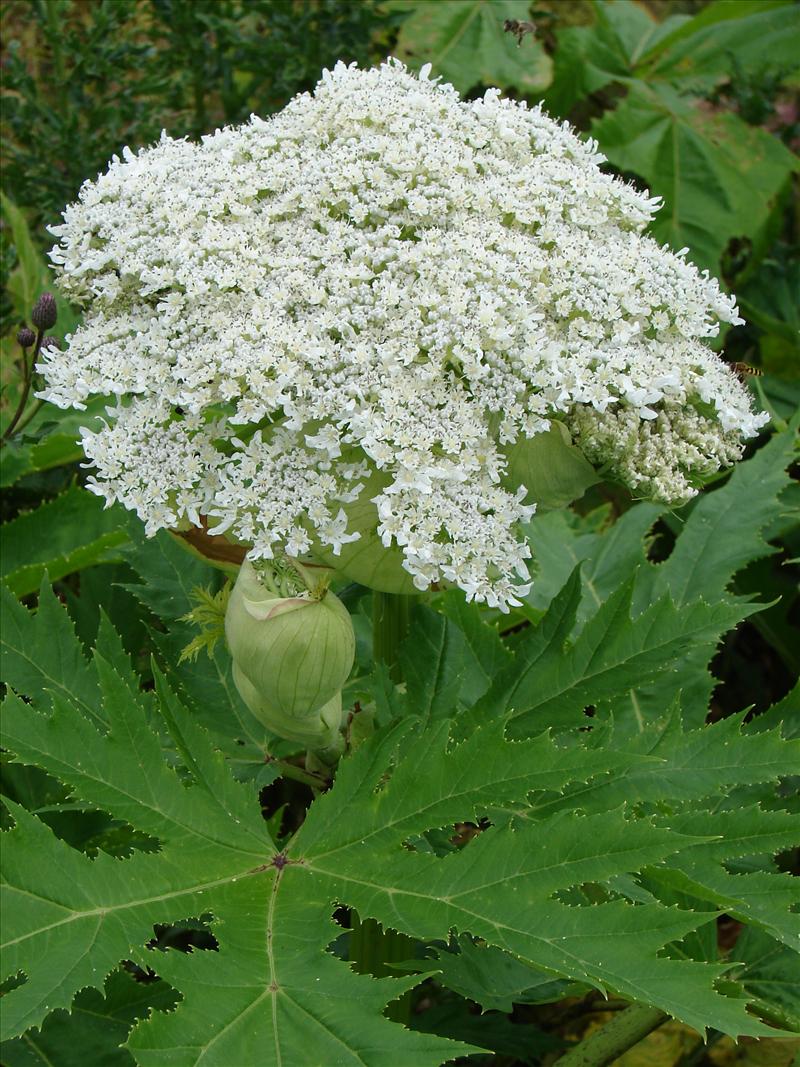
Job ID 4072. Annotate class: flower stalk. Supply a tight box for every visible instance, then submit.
[372,591,414,682]
[554,1003,669,1067]
[349,590,416,1022]
[2,327,42,446]
[3,294,59,447]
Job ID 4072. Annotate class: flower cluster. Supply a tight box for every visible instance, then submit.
[40,59,767,608]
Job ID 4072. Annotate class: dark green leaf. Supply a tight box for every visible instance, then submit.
[0,969,178,1067]
[728,927,800,1031]
[592,82,799,272]
[393,0,551,95]
[431,935,580,1012]
[1,489,129,597]
[638,1,800,89]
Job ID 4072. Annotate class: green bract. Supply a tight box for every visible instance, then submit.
[224,561,355,752]
[501,422,600,511]
[231,665,345,760]
[309,468,418,594]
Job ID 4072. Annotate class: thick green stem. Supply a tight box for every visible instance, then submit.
[555,1003,668,1067]
[268,758,327,791]
[372,592,414,681]
[349,591,416,1023]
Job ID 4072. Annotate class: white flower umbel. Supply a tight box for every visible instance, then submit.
[40,59,767,609]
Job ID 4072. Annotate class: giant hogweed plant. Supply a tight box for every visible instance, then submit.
[1,61,799,1066]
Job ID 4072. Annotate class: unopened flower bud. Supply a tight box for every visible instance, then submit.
[41,336,61,351]
[31,293,57,330]
[225,560,355,724]
[232,666,344,761]
[16,327,36,349]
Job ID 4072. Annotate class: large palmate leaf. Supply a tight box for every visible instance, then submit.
[472,567,751,736]
[544,0,685,116]
[637,432,799,613]
[1,435,82,489]
[592,82,798,272]
[526,423,796,632]
[120,524,274,770]
[428,935,581,1013]
[398,605,469,725]
[645,806,800,949]
[629,424,797,721]
[513,709,800,822]
[439,591,513,702]
[398,596,512,721]
[728,927,800,1032]
[3,590,797,1063]
[0,396,109,489]
[0,736,748,1055]
[543,1,800,273]
[120,522,216,624]
[392,0,551,96]
[505,424,798,731]
[1,581,103,727]
[524,501,664,620]
[454,709,800,1021]
[637,0,800,91]
[542,0,799,118]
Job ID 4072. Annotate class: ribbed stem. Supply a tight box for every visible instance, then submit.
[348,591,416,1023]
[372,592,414,681]
[554,1003,669,1067]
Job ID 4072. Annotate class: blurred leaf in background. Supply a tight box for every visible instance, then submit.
[540,0,800,276]
[1,0,384,229]
[591,82,797,273]
[391,0,552,95]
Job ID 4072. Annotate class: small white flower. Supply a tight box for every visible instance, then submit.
[319,509,361,556]
[305,425,343,459]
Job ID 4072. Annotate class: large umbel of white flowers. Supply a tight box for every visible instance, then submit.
[41,59,767,610]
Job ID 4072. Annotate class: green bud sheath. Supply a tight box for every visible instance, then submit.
[225,560,355,720]
[501,421,599,511]
[232,662,344,757]
[310,468,418,594]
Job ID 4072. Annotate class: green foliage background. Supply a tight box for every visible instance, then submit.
[1,2,799,1066]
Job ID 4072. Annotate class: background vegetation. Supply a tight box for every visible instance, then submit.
[1,2,798,1066]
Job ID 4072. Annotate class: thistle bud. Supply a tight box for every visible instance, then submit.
[31,293,57,330]
[41,336,61,351]
[225,560,355,723]
[16,327,36,349]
